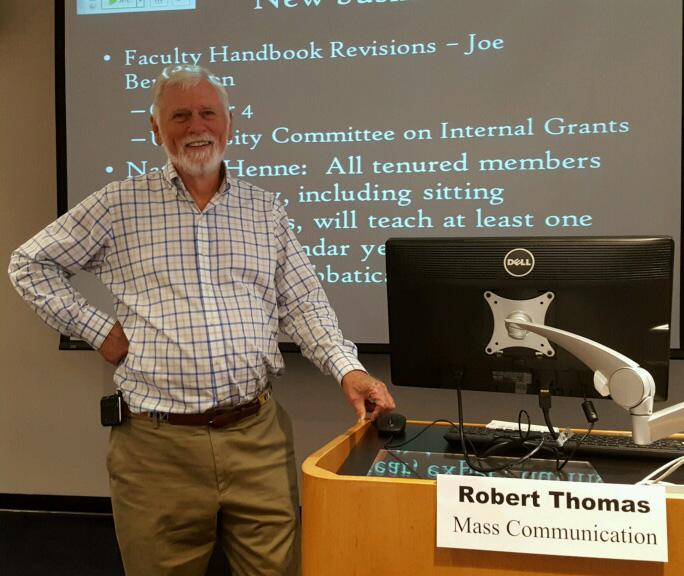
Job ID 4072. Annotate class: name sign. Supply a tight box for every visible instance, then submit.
[436,475,667,562]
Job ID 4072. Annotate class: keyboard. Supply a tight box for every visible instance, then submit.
[443,426,684,460]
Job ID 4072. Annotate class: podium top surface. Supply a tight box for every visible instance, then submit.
[305,420,684,487]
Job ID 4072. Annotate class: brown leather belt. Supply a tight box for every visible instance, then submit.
[125,387,271,428]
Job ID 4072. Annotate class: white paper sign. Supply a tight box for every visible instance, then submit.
[437,475,667,562]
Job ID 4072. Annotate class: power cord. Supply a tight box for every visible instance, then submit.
[380,391,601,477]
[538,388,558,440]
[555,399,599,471]
[454,382,547,473]
[383,419,463,480]
[637,456,684,485]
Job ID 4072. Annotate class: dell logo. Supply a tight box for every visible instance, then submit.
[507,258,532,266]
[503,248,535,277]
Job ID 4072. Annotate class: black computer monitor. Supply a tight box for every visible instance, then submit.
[385,236,673,401]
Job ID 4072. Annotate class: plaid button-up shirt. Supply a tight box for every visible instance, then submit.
[9,162,364,413]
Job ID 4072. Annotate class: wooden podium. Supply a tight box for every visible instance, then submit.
[301,420,684,576]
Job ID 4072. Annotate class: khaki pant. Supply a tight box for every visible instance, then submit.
[107,397,300,576]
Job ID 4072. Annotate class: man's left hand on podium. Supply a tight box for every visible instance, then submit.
[341,370,396,422]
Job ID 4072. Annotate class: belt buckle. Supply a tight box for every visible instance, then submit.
[208,406,233,428]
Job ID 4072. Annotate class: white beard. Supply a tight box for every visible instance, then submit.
[166,135,225,177]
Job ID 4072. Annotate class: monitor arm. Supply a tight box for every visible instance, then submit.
[505,319,684,445]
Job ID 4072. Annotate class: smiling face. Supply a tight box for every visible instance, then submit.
[151,79,233,179]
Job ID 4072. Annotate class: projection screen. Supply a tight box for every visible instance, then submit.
[59,0,682,348]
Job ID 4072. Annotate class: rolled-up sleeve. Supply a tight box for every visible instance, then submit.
[273,199,366,383]
[8,188,116,349]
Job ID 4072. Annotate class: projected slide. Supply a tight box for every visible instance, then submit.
[63,0,682,345]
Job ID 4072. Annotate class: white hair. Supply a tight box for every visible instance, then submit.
[151,65,230,120]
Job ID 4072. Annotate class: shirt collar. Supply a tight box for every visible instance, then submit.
[161,160,231,201]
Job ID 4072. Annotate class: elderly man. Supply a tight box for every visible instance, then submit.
[9,65,395,576]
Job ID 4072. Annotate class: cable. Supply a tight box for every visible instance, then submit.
[637,455,684,485]
[380,440,428,480]
[556,422,595,471]
[383,419,463,480]
[384,418,459,450]
[538,388,558,440]
[517,410,533,440]
[555,399,599,471]
[381,393,600,477]
[383,411,544,477]
[454,381,547,473]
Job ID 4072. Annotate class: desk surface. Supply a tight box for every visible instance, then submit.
[335,421,684,485]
